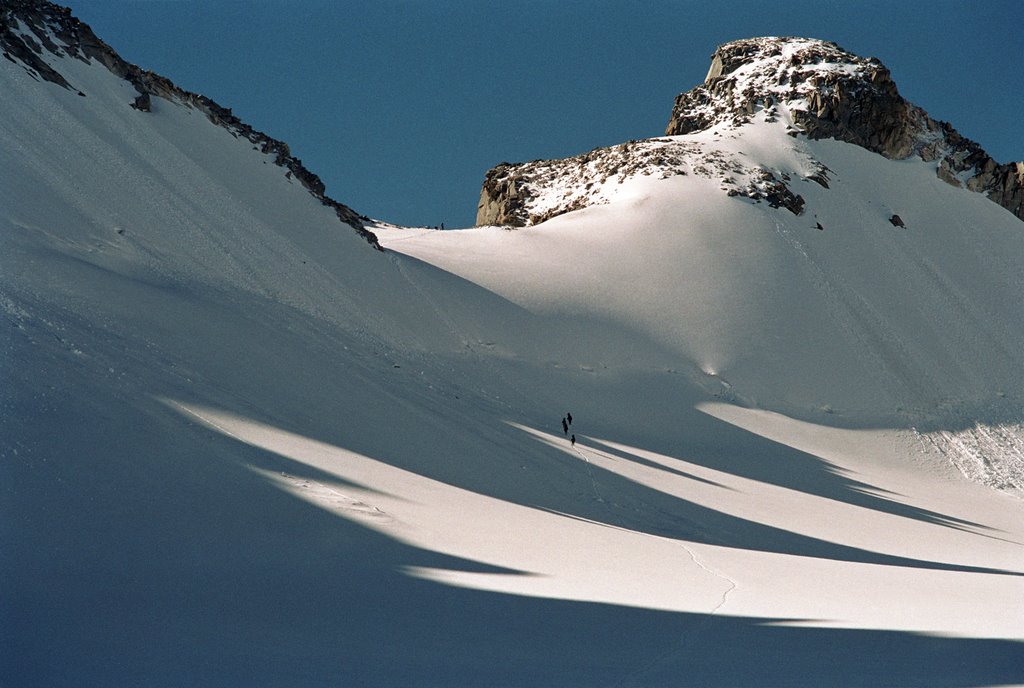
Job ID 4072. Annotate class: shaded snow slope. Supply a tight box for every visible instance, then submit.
[3,11,1023,688]
[0,0,377,245]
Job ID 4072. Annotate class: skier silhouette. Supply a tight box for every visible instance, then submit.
[570,434,576,448]
[561,418,568,435]
[567,412,573,425]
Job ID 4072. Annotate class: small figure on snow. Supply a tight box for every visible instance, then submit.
[570,434,576,448]
[567,412,573,425]
[561,418,569,435]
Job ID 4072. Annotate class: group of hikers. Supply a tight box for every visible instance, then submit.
[561,412,575,447]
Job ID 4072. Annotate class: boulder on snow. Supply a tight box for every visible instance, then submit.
[130,91,151,112]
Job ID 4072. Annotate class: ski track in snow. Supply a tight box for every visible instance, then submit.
[676,542,738,617]
[573,443,739,614]
[573,445,605,505]
[270,471,392,523]
[615,542,740,688]
[766,213,913,405]
[574,442,740,686]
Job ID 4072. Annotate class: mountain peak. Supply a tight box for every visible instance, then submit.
[476,36,1022,227]
[665,38,1023,222]
[703,36,873,83]
[668,37,908,151]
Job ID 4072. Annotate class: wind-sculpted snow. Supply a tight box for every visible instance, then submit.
[915,414,1024,495]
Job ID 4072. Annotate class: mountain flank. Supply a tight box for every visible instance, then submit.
[0,0,380,248]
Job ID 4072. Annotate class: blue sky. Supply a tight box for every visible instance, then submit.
[72,1,1022,228]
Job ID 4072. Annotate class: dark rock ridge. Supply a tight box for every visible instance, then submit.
[666,37,1023,222]
[0,0,380,249]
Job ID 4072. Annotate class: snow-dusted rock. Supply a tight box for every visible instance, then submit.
[667,37,1023,220]
[477,36,1023,226]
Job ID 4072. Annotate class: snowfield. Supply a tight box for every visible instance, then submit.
[2,19,1023,688]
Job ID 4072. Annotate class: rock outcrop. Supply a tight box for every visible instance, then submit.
[474,137,823,227]
[666,37,1023,221]
[476,141,703,227]
[477,36,1021,228]
[0,0,380,249]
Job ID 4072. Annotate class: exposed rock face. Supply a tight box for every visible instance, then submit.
[477,141,707,226]
[477,164,528,227]
[474,137,824,227]
[666,37,1023,222]
[667,38,915,156]
[1,0,380,248]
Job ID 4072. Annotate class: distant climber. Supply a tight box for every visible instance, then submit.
[440,222,445,230]
[571,434,576,447]
[567,412,573,425]
[561,418,568,435]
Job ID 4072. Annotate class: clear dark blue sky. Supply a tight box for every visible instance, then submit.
[71,1,1022,228]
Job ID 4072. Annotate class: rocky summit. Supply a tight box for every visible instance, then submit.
[477,36,1023,227]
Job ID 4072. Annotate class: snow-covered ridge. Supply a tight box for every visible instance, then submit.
[0,0,379,247]
[477,36,1022,227]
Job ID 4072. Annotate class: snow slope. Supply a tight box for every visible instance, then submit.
[2,12,1023,688]
[380,113,1024,491]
